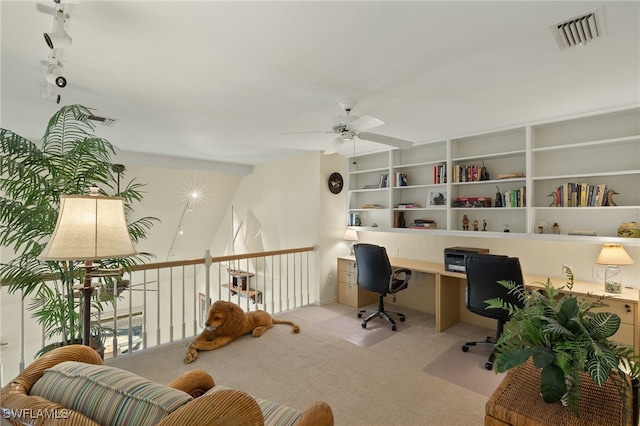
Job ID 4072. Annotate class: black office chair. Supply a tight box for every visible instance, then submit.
[353,243,412,331]
[461,253,524,370]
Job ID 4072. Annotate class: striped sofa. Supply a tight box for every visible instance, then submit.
[0,345,333,426]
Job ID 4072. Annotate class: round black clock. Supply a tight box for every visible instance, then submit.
[328,172,344,194]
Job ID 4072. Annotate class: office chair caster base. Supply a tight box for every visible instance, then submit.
[391,325,396,331]
[461,345,469,352]
[362,321,367,328]
[485,362,493,371]
[358,313,363,318]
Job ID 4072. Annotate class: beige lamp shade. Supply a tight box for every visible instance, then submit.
[344,229,358,242]
[40,195,137,261]
[595,244,634,266]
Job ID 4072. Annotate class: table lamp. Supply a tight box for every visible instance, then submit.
[344,229,358,255]
[595,243,634,293]
[40,192,137,346]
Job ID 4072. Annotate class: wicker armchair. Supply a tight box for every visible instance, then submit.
[1,345,333,426]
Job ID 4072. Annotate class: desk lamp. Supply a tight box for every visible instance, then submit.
[595,243,634,294]
[344,229,358,255]
[40,190,137,346]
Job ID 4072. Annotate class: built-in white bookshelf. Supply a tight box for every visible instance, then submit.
[346,105,640,245]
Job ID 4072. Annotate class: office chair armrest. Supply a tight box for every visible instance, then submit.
[390,268,411,293]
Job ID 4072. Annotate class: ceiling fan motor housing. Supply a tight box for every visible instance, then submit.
[332,114,357,133]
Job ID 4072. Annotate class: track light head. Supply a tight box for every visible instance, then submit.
[41,84,61,104]
[42,91,61,104]
[44,10,72,49]
[44,31,72,49]
[46,72,67,88]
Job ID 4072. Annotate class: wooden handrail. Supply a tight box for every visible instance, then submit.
[130,246,314,271]
[1,247,316,284]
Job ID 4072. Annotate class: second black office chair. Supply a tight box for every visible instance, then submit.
[462,253,525,370]
[353,243,412,331]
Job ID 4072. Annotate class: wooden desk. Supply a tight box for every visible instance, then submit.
[336,256,441,308]
[338,256,640,354]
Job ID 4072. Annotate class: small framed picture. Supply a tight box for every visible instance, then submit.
[427,190,447,206]
[198,293,210,328]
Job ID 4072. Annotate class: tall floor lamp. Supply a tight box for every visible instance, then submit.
[39,194,137,346]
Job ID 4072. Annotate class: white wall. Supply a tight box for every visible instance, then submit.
[206,152,328,303]
[318,154,348,302]
[121,165,243,261]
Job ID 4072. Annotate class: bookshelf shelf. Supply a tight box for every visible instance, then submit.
[345,105,640,244]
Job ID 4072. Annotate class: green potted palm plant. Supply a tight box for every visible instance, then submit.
[0,104,157,356]
[486,266,639,417]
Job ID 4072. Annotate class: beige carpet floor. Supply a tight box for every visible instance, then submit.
[312,310,411,347]
[106,302,502,426]
[423,340,505,397]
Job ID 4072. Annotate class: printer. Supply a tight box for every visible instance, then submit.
[444,247,490,273]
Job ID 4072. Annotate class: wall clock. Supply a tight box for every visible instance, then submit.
[328,172,344,194]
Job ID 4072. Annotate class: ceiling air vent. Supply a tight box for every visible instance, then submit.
[87,114,118,127]
[550,7,607,50]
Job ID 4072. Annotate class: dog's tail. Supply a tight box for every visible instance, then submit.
[272,318,300,333]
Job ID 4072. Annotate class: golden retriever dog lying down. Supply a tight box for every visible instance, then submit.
[185,300,300,363]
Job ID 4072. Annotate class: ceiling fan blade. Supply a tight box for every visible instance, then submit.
[348,115,384,133]
[358,132,414,149]
[324,137,344,155]
[280,131,334,135]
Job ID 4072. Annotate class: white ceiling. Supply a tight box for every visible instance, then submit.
[2,1,639,171]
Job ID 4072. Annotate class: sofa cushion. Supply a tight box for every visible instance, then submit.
[207,385,302,425]
[31,361,192,426]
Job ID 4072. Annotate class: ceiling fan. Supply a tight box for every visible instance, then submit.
[288,100,414,155]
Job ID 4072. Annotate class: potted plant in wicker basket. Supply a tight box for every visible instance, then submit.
[486,266,639,417]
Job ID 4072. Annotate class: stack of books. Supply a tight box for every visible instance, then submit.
[409,219,436,229]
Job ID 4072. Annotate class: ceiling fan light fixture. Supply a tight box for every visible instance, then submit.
[341,131,354,142]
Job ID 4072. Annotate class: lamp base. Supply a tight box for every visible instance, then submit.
[604,265,622,294]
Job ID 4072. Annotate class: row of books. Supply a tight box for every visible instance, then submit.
[451,164,489,183]
[378,174,389,188]
[500,187,526,208]
[394,203,420,209]
[371,173,408,189]
[347,213,361,226]
[552,183,611,207]
[433,164,447,184]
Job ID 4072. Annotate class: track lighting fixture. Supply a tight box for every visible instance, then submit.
[45,71,67,88]
[41,85,61,104]
[44,10,72,49]
[40,1,75,102]
[41,91,61,104]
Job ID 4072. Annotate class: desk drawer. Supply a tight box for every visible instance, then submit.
[338,282,378,308]
[612,323,634,347]
[587,297,635,325]
[338,270,356,285]
[338,259,357,272]
[586,297,636,347]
